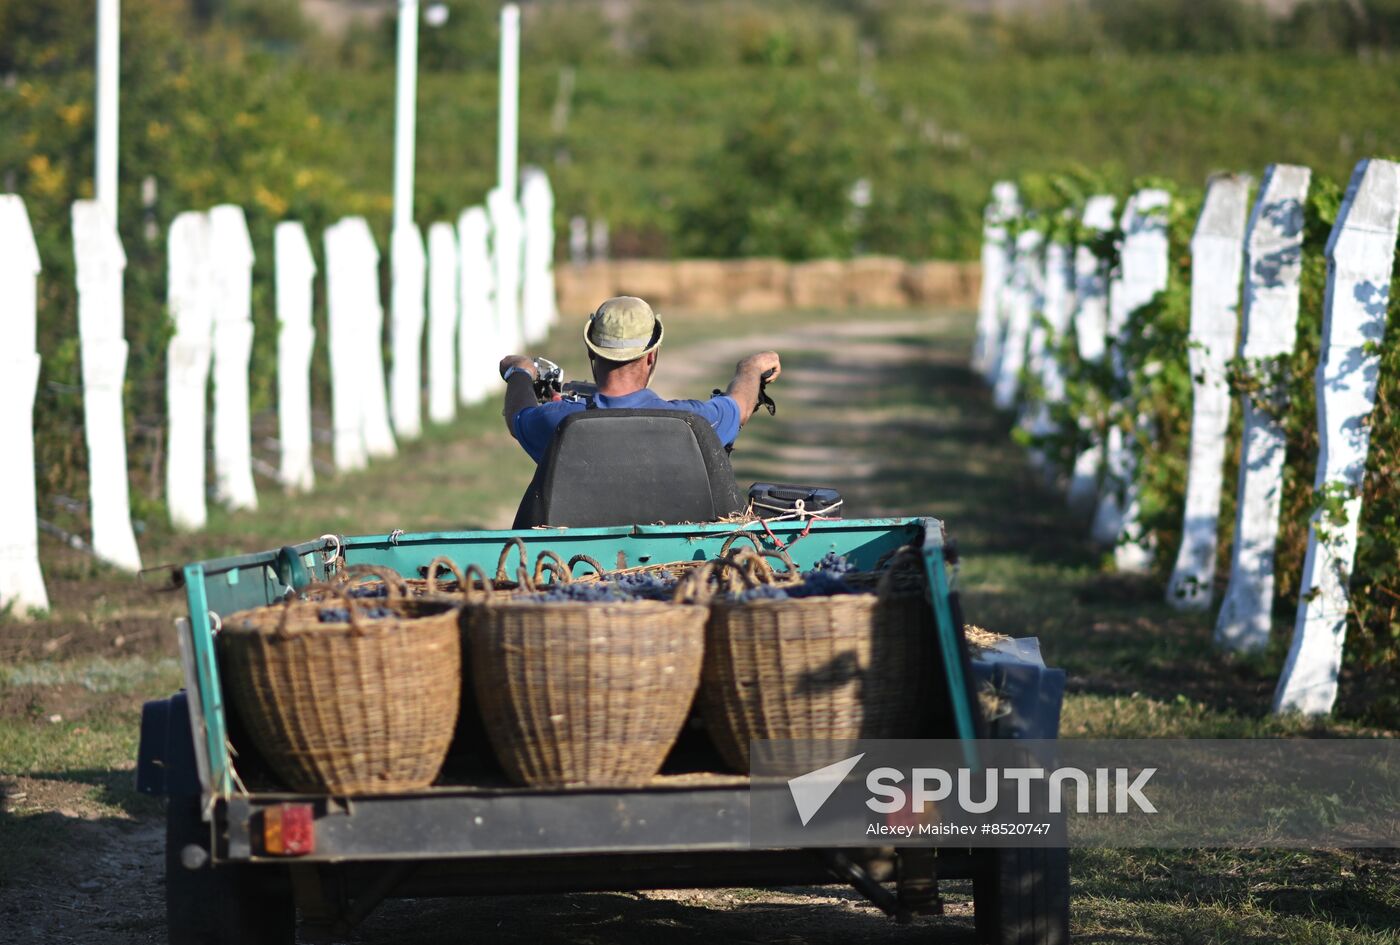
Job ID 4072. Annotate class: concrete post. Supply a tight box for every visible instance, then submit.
[72,200,142,571]
[165,211,213,530]
[1066,195,1117,516]
[208,205,258,511]
[274,222,317,493]
[1215,165,1312,651]
[426,221,458,424]
[1167,174,1252,610]
[974,182,1019,380]
[1275,159,1400,715]
[0,196,50,614]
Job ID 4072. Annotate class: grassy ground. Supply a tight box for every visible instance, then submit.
[1,305,1396,943]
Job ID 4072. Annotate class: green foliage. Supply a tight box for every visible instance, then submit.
[411,0,500,72]
[1281,0,1400,52]
[1019,173,1400,713]
[222,0,312,48]
[673,90,864,259]
[1088,0,1274,54]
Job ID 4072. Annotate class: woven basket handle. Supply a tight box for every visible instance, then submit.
[341,564,407,602]
[672,561,717,605]
[275,582,365,638]
[423,556,465,596]
[715,547,767,592]
[533,550,572,587]
[495,538,530,583]
[757,549,797,579]
[720,530,764,558]
[459,563,494,603]
[719,531,798,573]
[566,554,606,579]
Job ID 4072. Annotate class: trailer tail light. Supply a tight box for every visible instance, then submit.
[263,803,315,856]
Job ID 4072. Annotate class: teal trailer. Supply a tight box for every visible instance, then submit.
[136,517,1068,945]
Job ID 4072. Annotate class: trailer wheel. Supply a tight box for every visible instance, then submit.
[973,846,1070,945]
[165,799,295,945]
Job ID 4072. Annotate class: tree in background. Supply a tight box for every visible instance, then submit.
[675,92,862,259]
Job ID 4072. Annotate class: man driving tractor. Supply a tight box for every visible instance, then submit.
[498,295,782,463]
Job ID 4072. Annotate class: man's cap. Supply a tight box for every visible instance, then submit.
[583,296,664,363]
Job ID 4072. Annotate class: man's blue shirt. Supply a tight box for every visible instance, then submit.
[511,389,742,464]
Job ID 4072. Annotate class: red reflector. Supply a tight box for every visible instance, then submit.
[263,803,315,856]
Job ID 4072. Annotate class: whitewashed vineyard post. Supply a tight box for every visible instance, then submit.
[458,206,497,405]
[390,223,427,440]
[95,0,120,222]
[426,221,458,425]
[165,211,213,530]
[208,205,259,511]
[1166,175,1251,610]
[1216,164,1312,652]
[0,196,50,614]
[354,221,398,460]
[993,228,1044,410]
[520,167,558,344]
[324,220,369,472]
[487,187,523,357]
[1275,158,1400,715]
[274,222,317,493]
[1091,189,1171,573]
[1023,217,1076,471]
[569,216,589,265]
[72,200,143,572]
[1066,195,1117,515]
[326,218,397,468]
[494,4,524,358]
[974,181,1020,380]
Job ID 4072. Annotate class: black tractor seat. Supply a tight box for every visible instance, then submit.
[512,409,748,529]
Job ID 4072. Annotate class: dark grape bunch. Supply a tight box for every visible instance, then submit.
[737,584,791,602]
[520,582,636,604]
[520,572,678,604]
[811,551,856,575]
[317,605,396,623]
[609,572,676,601]
[512,555,868,605]
[732,554,864,603]
[345,584,389,599]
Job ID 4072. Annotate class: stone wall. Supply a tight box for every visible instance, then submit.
[555,257,980,316]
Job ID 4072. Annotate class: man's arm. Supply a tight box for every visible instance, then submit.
[725,351,782,427]
[499,355,538,435]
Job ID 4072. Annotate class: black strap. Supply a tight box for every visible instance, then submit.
[503,372,538,429]
[757,368,777,416]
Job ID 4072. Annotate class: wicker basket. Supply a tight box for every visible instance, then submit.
[221,581,462,794]
[465,564,710,788]
[701,549,934,772]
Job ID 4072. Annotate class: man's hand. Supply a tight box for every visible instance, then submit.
[499,355,538,381]
[726,350,783,427]
[738,351,782,383]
